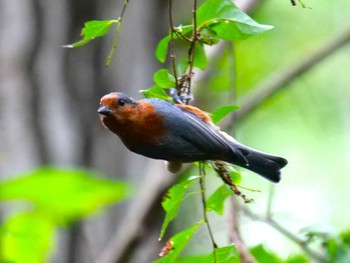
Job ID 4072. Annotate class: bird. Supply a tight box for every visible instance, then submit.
[98,92,287,182]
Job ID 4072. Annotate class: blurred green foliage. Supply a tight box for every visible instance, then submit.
[0,168,130,263]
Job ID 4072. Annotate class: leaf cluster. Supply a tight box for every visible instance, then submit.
[144,0,272,100]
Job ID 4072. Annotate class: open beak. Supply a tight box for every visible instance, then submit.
[98,106,113,116]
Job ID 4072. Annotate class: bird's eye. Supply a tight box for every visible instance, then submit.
[118,99,125,106]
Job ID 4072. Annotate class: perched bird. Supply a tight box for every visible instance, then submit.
[98,92,287,182]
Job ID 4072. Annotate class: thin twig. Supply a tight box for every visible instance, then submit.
[168,0,179,90]
[229,198,257,263]
[119,0,129,19]
[241,206,326,262]
[235,26,350,122]
[198,162,218,253]
[227,38,256,263]
[105,0,129,67]
[186,0,198,99]
[266,184,274,219]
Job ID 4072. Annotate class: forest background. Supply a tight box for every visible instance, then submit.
[1,0,350,262]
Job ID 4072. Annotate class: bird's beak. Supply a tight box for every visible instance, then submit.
[98,106,113,116]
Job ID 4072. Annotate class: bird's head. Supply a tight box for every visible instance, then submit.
[97,92,165,146]
[98,92,137,117]
[98,92,139,132]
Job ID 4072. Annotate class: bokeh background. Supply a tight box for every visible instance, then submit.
[1,0,349,262]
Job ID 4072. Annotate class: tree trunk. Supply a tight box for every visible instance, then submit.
[0,0,168,262]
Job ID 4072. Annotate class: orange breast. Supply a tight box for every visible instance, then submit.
[102,101,166,149]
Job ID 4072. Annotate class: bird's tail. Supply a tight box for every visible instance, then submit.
[230,143,288,183]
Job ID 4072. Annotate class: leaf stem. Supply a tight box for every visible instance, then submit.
[106,21,121,67]
[199,162,218,254]
[185,0,198,102]
[105,0,130,67]
[168,0,179,91]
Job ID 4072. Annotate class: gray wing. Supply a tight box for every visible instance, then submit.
[178,109,248,165]
[157,102,248,165]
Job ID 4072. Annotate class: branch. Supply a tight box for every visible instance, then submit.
[199,163,218,252]
[106,0,129,67]
[168,0,179,90]
[228,198,257,263]
[96,162,177,263]
[186,0,198,96]
[241,206,326,262]
[194,0,263,93]
[235,26,350,122]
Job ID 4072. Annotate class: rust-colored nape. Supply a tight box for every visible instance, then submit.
[176,104,212,124]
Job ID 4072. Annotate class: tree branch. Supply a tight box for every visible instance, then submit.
[235,26,350,122]
[228,198,257,263]
[106,0,130,67]
[96,162,177,263]
[168,0,179,91]
[241,206,326,262]
[199,163,218,252]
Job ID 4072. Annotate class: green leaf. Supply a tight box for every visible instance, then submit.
[0,212,55,263]
[250,244,282,263]
[155,25,193,63]
[193,43,207,70]
[64,20,118,48]
[140,86,172,101]
[285,255,309,263]
[153,69,176,88]
[326,238,339,260]
[226,166,242,185]
[198,27,220,46]
[197,0,273,40]
[214,246,240,263]
[211,105,240,124]
[155,0,272,64]
[159,176,200,239]
[206,185,232,215]
[341,230,350,246]
[176,245,240,263]
[0,167,130,224]
[156,35,171,63]
[155,220,204,263]
[326,238,350,263]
